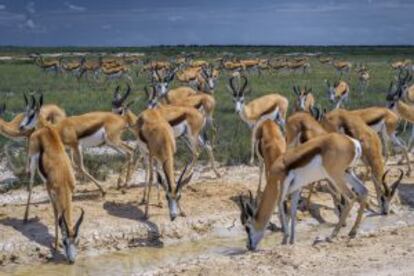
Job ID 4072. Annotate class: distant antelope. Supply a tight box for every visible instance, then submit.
[287,61,310,73]
[355,63,370,94]
[101,64,132,84]
[391,59,412,71]
[240,133,368,248]
[292,85,315,112]
[333,60,352,75]
[325,80,350,109]
[318,56,333,65]
[27,119,85,263]
[228,76,288,164]
[33,55,62,74]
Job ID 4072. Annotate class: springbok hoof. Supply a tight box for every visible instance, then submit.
[348,230,357,238]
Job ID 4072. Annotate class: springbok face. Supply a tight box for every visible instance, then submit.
[59,209,85,264]
[293,85,312,111]
[157,164,193,221]
[395,70,413,96]
[228,76,249,114]
[152,69,174,97]
[19,94,42,131]
[200,66,217,91]
[111,84,131,115]
[380,169,403,215]
[325,80,338,102]
[240,192,263,251]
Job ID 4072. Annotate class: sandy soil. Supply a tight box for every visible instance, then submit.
[0,155,413,275]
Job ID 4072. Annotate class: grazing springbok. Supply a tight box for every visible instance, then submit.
[326,80,350,109]
[26,104,85,263]
[318,56,333,65]
[228,76,288,164]
[321,109,403,215]
[240,133,368,249]
[19,95,136,221]
[131,108,193,220]
[292,85,315,112]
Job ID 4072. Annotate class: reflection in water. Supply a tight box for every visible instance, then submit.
[5,209,414,275]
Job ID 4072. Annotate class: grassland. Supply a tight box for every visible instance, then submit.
[0,46,413,165]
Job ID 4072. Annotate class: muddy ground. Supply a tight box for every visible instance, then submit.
[0,154,414,275]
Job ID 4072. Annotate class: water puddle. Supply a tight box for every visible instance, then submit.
[3,209,414,275]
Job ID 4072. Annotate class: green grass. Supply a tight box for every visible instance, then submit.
[0,46,413,166]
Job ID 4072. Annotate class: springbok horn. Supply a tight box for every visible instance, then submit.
[382,169,391,195]
[390,169,404,197]
[23,93,28,106]
[74,208,85,237]
[240,76,248,94]
[121,84,131,103]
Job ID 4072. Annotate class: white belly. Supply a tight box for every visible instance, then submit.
[173,122,188,138]
[79,128,106,147]
[286,155,326,194]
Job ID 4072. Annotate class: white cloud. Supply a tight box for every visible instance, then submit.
[0,4,6,10]
[25,18,35,29]
[64,2,86,12]
[101,24,112,30]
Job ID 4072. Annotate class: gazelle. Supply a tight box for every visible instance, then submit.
[27,117,84,263]
[387,80,414,151]
[292,85,315,112]
[101,64,132,83]
[326,80,350,109]
[333,60,352,75]
[355,63,370,94]
[0,94,66,140]
[321,109,402,215]
[131,109,193,220]
[228,76,288,164]
[33,55,62,74]
[19,95,135,221]
[254,119,286,197]
[287,61,310,74]
[348,106,410,173]
[240,133,368,248]
[318,56,333,65]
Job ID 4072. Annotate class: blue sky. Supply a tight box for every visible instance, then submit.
[0,0,413,46]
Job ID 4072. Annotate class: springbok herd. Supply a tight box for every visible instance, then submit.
[1,53,414,263]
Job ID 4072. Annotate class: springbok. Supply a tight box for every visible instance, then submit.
[292,85,315,112]
[333,60,352,75]
[387,80,414,151]
[228,76,288,164]
[240,133,368,248]
[355,63,370,94]
[19,95,136,221]
[26,108,85,263]
[33,55,62,74]
[326,80,350,109]
[131,108,193,220]
[321,109,403,215]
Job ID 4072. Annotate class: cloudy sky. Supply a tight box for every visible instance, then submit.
[0,0,413,46]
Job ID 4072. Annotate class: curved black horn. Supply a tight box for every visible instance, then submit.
[23,93,28,106]
[74,208,85,237]
[121,84,131,102]
[58,211,70,237]
[381,169,391,195]
[292,85,300,96]
[390,169,404,197]
[30,95,36,109]
[240,76,248,93]
[229,77,237,93]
